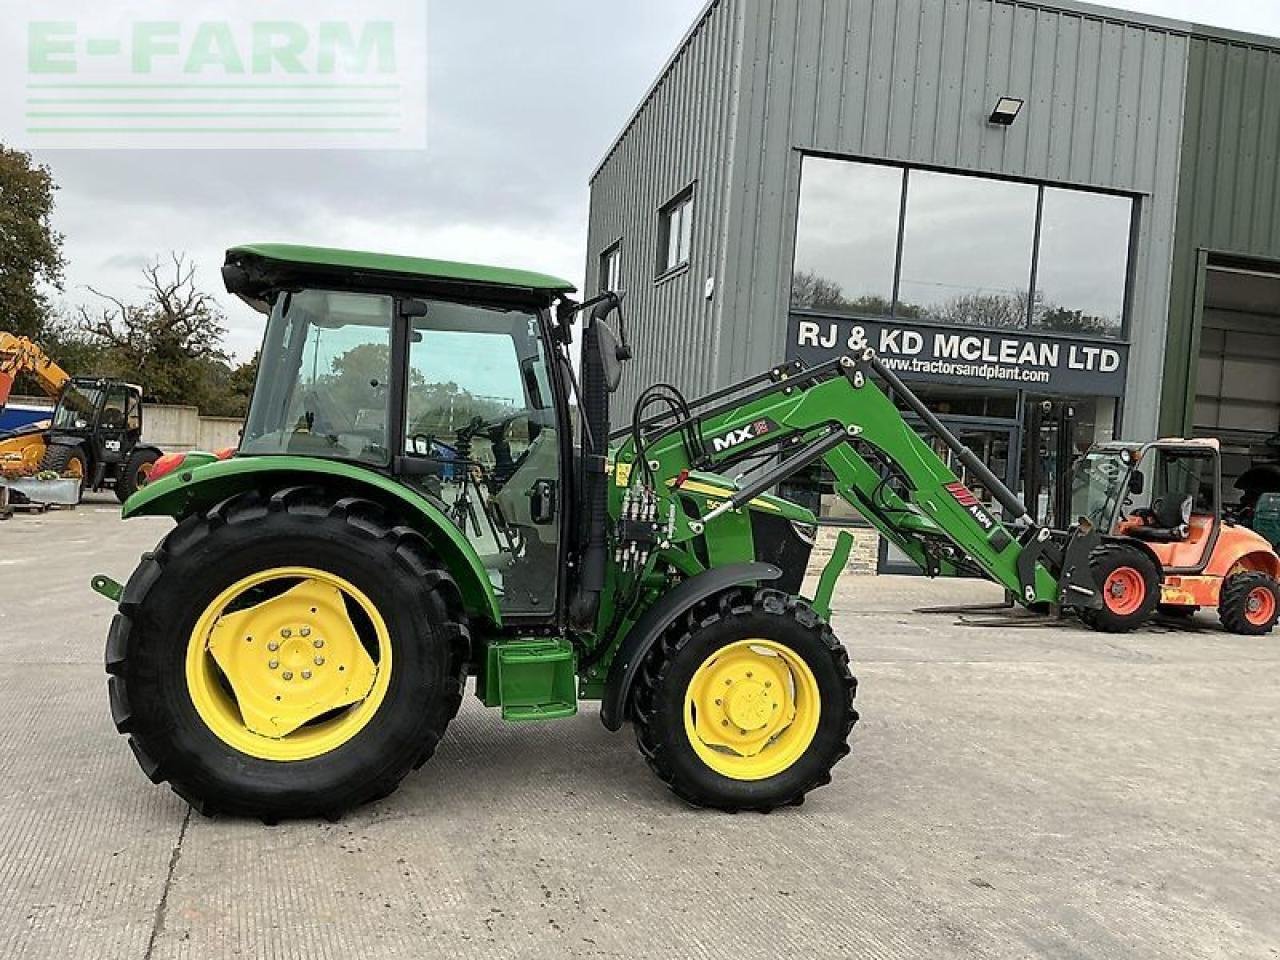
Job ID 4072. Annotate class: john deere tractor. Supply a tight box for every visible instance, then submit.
[96,245,1280,821]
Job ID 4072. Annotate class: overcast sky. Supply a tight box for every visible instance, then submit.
[29,0,1280,361]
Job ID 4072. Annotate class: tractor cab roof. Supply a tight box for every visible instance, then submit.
[223,243,577,308]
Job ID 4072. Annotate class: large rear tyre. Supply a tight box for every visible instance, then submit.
[105,487,470,821]
[39,444,86,502]
[632,588,857,812]
[1219,572,1279,636]
[1080,543,1160,634]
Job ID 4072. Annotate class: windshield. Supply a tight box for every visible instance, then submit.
[1069,450,1132,529]
[52,383,102,431]
[242,289,395,466]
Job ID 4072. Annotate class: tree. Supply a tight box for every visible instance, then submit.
[0,145,65,340]
[79,253,231,411]
[791,269,849,310]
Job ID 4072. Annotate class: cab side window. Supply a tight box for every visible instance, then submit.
[101,386,130,430]
[402,302,560,616]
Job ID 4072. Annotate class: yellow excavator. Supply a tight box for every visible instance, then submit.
[0,332,162,502]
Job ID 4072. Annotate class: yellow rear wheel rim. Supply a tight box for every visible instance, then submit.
[185,566,392,762]
[683,639,820,781]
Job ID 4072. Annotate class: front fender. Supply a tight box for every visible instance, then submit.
[598,562,783,731]
[122,455,502,625]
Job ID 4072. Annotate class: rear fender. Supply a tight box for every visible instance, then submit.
[598,562,783,731]
[121,455,502,625]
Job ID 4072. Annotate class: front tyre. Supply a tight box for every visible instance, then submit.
[633,589,857,812]
[115,447,160,503]
[105,488,469,821]
[1080,543,1160,634]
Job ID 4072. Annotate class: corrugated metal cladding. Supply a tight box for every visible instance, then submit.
[588,0,1192,437]
[1160,36,1280,435]
[586,0,744,415]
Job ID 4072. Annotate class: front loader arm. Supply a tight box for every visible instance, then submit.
[615,352,1061,606]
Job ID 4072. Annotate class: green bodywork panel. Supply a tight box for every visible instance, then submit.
[811,530,853,620]
[122,454,503,626]
[228,244,576,297]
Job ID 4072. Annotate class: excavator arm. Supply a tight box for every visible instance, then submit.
[0,333,71,409]
[612,349,1101,612]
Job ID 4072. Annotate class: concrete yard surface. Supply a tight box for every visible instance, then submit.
[0,501,1277,959]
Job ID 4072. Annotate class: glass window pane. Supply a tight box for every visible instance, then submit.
[897,170,1037,328]
[1033,188,1132,337]
[403,303,561,616]
[792,157,902,316]
[242,290,394,466]
[679,197,693,264]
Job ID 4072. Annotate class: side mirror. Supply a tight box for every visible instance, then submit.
[1129,471,1145,495]
[595,321,625,394]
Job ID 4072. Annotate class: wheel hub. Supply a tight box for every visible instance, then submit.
[684,640,818,777]
[204,578,377,739]
[723,680,776,731]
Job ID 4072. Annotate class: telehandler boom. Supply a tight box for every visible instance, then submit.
[95,245,1278,822]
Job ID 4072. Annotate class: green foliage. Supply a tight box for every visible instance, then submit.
[76,253,254,417]
[0,145,65,341]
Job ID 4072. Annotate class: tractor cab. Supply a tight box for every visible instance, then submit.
[222,244,586,622]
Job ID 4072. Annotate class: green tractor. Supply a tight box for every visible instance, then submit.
[98,244,1275,821]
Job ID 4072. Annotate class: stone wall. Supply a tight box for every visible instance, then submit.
[810,524,881,578]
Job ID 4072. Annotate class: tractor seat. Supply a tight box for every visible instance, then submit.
[1129,495,1193,543]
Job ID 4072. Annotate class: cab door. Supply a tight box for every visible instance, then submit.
[396,299,564,620]
[95,383,134,475]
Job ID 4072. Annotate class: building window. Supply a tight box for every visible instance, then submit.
[790,157,1135,339]
[897,171,1038,328]
[792,158,902,316]
[600,242,622,293]
[1033,188,1133,337]
[658,187,694,275]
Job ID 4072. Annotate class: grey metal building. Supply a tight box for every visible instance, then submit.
[586,0,1280,530]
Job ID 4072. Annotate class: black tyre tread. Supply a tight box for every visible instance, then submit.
[115,447,161,503]
[632,588,857,812]
[38,445,85,500]
[1080,543,1160,634]
[1219,571,1280,636]
[105,487,471,820]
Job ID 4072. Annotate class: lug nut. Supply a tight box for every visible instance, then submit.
[315,657,325,666]
[267,641,279,652]
[282,671,293,681]
[300,627,311,637]
[268,660,279,670]
[314,639,324,649]
[302,670,312,680]
[281,629,292,639]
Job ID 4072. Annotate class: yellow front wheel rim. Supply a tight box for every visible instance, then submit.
[683,639,821,781]
[185,566,392,762]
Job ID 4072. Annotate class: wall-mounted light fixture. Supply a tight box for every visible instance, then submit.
[988,97,1024,126]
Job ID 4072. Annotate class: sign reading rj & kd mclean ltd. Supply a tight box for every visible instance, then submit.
[787,313,1130,397]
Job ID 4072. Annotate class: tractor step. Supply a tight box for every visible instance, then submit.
[482,638,578,723]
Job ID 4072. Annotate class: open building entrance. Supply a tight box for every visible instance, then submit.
[1194,260,1280,512]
